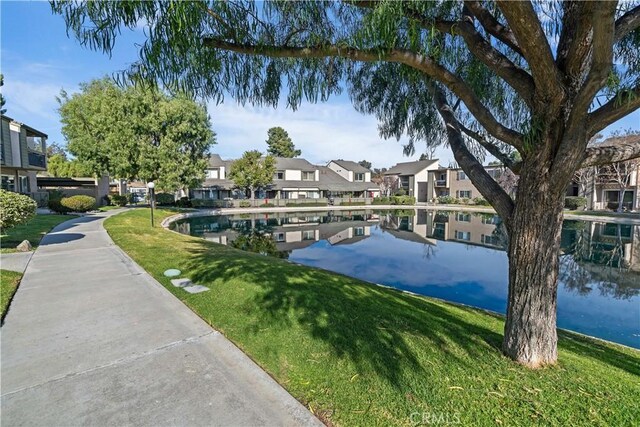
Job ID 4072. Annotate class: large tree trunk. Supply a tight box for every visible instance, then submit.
[502,160,567,367]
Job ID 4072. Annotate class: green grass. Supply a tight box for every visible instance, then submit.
[565,210,640,219]
[104,209,640,426]
[98,205,124,212]
[1,215,76,252]
[1,270,22,320]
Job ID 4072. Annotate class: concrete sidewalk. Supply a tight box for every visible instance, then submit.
[1,210,321,426]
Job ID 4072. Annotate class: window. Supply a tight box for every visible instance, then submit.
[302,230,315,240]
[482,234,499,246]
[457,171,467,180]
[354,227,365,236]
[455,213,471,222]
[354,172,365,182]
[302,171,315,181]
[457,190,472,199]
[206,168,219,179]
[19,176,30,193]
[482,215,500,225]
[275,171,285,180]
[455,231,471,241]
[1,175,15,192]
[273,232,286,242]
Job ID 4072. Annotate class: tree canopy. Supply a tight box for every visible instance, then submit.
[228,150,276,199]
[266,126,301,158]
[358,160,372,170]
[58,78,215,191]
[52,0,640,367]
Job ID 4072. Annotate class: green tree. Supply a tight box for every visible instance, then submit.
[266,126,300,158]
[46,142,68,160]
[53,1,640,367]
[0,74,6,115]
[228,150,276,200]
[418,153,428,161]
[58,78,215,191]
[358,160,372,170]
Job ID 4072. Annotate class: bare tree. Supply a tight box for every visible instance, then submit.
[597,158,640,212]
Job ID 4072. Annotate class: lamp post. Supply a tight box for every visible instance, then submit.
[147,181,155,227]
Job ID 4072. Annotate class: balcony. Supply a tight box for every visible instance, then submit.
[28,151,46,169]
[435,179,447,187]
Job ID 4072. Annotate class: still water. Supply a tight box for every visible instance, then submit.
[171,209,640,348]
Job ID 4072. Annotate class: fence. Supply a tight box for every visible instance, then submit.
[190,197,375,209]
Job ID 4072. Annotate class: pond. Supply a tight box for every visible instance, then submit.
[170,209,640,349]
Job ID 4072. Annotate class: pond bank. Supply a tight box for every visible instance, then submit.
[108,208,640,426]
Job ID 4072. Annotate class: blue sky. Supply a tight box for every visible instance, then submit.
[2,1,638,169]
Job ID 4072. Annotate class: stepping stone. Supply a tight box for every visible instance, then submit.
[170,278,192,288]
[183,285,210,294]
[164,269,181,277]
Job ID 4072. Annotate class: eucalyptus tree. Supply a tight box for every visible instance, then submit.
[51,0,640,367]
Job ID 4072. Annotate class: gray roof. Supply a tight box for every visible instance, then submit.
[330,160,370,173]
[207,154,226,168]
[274,157,316,170]
[384,159,439,176]
[198,179,235,190]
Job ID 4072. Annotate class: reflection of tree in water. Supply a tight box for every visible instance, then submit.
[229,218,290,259]
[560,221,640,300]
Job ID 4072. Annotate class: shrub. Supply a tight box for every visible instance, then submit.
[239,200,252,208]
[372,196,390,205]
[259,202,275,208]
[472,197,491,206]
[103,194,112,205]
[61,195,96,212]
[0,190,37,229]
[565,196,587,210]
[437,195,457,204]
[391,195,416,205]
[48,189,65,202]
[154,192,175,206]
[175,196,192,208]
[340,201,366,206]
[191,199,225,208]
[111,194,129,207]
[48,199,71,214]
[285,202,327,207]
[394,188,407,196]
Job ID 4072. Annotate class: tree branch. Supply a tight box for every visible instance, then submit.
[202,38,524,148]
[587,85,640,135]
[581,134,640,168]
[464,1,523,56]
[428,80,515,225]
[497,1,564,107]
[458,123,519,172]
[615,4,640,41]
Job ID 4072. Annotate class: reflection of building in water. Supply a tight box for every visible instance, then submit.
[378,210,437,245]
[427,211,504,249]
[173,210,377,251]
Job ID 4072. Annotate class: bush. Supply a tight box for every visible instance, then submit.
[565,196,587,210]
[472,197,491,206]
[285,202,327,207]
[175,196,192,208]
[239,200,252,208]
[103,194,112,205]
[111,194,129,207]
[0,190,37,229]
[48,189,65,202]
[372,196,390,205]
[437,195,458,204]
[391,195,416,205]
[48,199,72,214]
[394,188,407,196]
[259,202,275,208]
[340,201,366,206]
[191,199,225,208]
[154,192,175,206]
[61,195,96,212]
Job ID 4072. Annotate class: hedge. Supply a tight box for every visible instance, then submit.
[154,193,175,206]
[0,190,37,229]
[61,195,96,213]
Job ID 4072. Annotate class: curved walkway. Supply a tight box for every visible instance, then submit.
[1,210,320,426]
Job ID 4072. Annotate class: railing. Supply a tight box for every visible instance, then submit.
[435,180,447,187]
[190,197,376,209]
[28,152,46,169]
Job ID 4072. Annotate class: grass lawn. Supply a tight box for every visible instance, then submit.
[98,205,123,212]
[1,270,22,320]
[104,209,639,426]
[1,214,76,253]
[565,210,640,219]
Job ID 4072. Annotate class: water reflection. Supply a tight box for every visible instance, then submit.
[171,209,640,348]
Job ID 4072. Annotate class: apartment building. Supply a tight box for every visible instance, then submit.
[429,165,504,200]
[1,115,47,195]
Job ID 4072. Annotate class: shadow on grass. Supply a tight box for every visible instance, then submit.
[557,331,640,376]
[183,242,508,389]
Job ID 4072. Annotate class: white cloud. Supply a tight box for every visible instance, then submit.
[3,80,64,122]
[207,100,454,169]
